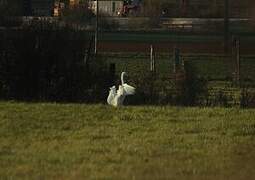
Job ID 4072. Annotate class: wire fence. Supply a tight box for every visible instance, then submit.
[102,52,255,107]
[103,52,255,85]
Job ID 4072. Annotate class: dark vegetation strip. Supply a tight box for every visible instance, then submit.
[0,24,255,106]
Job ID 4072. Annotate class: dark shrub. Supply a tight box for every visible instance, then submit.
[0,23,111,103]
[240,87,255,108]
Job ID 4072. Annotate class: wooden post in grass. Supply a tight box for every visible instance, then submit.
[150,45,156,73]
[149,45,156,102]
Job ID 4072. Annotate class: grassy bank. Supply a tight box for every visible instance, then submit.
[0,102,255,179]
[104,52,255,81]
[97,31,255,43]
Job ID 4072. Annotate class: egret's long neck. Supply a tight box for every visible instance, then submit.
[121,72,126,85]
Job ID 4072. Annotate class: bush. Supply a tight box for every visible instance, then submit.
[61,2,94,26]
[0,23,111,102]
[240,87,255,108]
[178,61,208,106]
[122,62,208,106]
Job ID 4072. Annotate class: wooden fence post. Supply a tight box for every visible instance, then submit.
[150,45,156,72]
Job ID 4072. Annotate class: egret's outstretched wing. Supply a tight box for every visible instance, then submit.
[123,83,135,95]
[107,86,117,105]
[117,85,124,95]
[116,85,126,106]
[110,86,117,95]
[107,91,114,105]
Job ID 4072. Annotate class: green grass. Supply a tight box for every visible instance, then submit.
[92,31,255,43]
[0,102,255,179]
[97,31,255,43]
[99,32,223,43]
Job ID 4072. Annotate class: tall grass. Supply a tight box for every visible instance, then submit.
[0,102,255,179]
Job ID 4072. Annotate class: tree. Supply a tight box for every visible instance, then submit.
[0,0,23,26]
[0,0,22,18]
[61,1,94,25]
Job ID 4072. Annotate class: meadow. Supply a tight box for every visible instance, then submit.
[0,102,255,179]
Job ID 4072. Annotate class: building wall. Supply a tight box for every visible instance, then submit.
[91,0,123,16]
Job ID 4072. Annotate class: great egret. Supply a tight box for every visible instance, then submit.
[107,72,135,107]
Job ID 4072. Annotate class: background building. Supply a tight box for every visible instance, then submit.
[90,0,124,16]
[6,0,255,18]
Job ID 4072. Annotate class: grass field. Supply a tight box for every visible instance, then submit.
[98,31,255,43]
[99,32,222,43]
[93,31,255,54]
[0,102,255,179]
[83,30,255,43]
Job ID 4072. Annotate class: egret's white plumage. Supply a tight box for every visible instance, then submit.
[107,86,116,105]
[107,72,135,107]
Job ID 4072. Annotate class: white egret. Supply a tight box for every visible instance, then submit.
[107,72,135,107]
